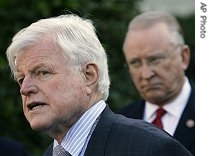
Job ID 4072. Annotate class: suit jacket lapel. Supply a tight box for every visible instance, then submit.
[42,106,114,156]
[43,143,53,156]
[139,100,146,118]
[173,85,195,152]
[84,105,116,156]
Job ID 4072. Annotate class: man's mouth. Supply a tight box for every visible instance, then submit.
[27,102,46,111]
[141,84,161,91]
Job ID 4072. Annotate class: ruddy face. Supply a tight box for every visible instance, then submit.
[123,23,189,104]
[15,39,89,136]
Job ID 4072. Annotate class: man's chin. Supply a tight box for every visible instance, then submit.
[30,121,49,132]
[143,93,165,104]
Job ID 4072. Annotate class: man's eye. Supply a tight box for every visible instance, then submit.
[148,57,163,65]
[149,58,159,64]
[37,70,50,76]
[129,59,142,68]
[17,78,24,85]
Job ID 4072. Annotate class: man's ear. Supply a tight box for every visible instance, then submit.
[83,63,98,94]
[181,45,190,70]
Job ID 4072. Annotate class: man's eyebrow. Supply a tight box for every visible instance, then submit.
[15,63,48,75]
[30,63,46,71]
[147,54,166,58]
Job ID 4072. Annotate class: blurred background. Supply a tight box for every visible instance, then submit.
[0,0,194,155]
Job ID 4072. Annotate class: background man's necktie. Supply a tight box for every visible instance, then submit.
[151,107,166,129]
[53,144,72,156]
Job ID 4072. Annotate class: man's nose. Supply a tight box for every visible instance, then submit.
[139,64,155,79]
[20,77,38,96]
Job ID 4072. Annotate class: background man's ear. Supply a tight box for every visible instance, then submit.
[181,45,190,70]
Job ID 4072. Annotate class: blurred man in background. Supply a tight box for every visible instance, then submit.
[118,11,195,155]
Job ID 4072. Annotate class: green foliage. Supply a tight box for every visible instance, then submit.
[177,15,195,82]
[0,0,194,155]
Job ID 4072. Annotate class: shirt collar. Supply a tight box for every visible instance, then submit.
[145,77,191,121]
[53,100,106,156]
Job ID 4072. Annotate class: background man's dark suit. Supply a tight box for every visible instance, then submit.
[0,137,29,156]
[43,106,192,156]
[118,86,195,155]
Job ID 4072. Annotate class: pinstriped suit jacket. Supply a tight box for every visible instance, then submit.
[118,84,195,155]
[43,106,192,156]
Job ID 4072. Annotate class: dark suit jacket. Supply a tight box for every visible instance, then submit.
[43,106,192,156]
[0,137,29,156]
[118,85,195,155]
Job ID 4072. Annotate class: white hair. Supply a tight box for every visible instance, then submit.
[126,11,185,46]
[6,14,110,100]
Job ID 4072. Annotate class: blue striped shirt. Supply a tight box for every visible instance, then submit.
[53,100,106,156]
